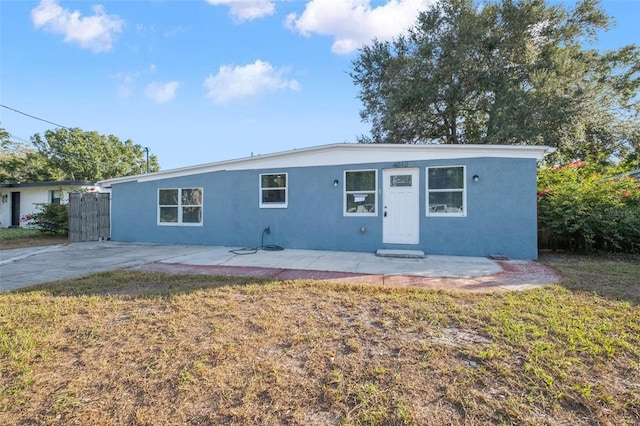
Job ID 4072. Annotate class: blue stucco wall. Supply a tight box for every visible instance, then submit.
[110,157,539,259]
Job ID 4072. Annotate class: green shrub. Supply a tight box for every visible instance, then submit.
[537,163,640,253]
[20,203,69,235]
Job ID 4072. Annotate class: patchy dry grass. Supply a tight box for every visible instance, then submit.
[0,228,67,250]
[1,260,639,425]
[540,251,640,304]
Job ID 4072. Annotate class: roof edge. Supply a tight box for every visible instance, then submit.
[98,143,553,188]
[0,180,98,188]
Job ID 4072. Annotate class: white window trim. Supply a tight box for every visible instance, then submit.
[426,165,467,217]
[344,169,378,217]
[157,187,204,226]
[259,173,288,209]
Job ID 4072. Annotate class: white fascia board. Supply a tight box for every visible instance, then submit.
[98,143,553,187]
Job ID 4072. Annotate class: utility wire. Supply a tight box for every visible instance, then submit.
[1,106,110,168]
[1,103,102,165]
[6,133,31,145]
[1,103,148,170]
[1,109,106,166]
[4,132,112,167]
[1,103,72,130]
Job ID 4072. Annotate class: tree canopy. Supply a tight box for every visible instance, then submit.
[0,127,159,183]
[350,0,640,165]
[0,128,57,183]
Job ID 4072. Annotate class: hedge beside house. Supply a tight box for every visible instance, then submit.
[537,163,640,253]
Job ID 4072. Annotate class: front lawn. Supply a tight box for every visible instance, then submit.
[1,255,639,425]
[0,228,67,250]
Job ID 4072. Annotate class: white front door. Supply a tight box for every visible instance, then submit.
[382,168,420,244]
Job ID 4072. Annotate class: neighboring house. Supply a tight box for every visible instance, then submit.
[0,181,100,228]
[627,168,640,180]
[608,167,640,183]
[99,143,552,259]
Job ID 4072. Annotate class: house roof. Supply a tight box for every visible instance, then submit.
[98,143,554,188]
[0,180,97,189]
[627,168,640,179]
[608,168,640,181]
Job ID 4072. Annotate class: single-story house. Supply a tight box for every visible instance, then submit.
[0,181,101,228]
[99,143,552,259]
[627,168,640,180]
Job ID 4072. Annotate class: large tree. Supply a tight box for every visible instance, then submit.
[350,0,640,164]
[0,127,59,183]
[31,128,160,181]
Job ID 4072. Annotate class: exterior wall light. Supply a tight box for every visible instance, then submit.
[0,194,7,204]
[333,179,339,187]
[472,175,479,183]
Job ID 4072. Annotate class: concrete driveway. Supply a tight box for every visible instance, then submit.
[0,241,560,293]
[0,242,213,292]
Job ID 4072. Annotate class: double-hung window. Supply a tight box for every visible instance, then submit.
[158,188,203,225]
[426,166,465,216]
[345,170,377,215]
[260,173,287,208]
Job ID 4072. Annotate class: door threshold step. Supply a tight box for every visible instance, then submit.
[376,249,426,259]
[488,254,509,260]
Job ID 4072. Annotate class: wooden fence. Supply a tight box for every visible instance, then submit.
[68,192,110,242]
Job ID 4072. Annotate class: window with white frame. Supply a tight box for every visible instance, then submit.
[260,173,287,208]
[158,188,203,225]
[426,166,465,216]
[345,170,377,215]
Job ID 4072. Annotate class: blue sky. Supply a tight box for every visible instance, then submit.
[1,0,639,170]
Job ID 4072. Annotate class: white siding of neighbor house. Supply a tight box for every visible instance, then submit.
[0,185,103,228]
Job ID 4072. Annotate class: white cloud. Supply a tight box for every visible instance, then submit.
[203,60,300,104]
[205,0,275,21]
[31,0,124,53]
[113,64,157,99]
[286,0,435,54]
[145,81,181,103]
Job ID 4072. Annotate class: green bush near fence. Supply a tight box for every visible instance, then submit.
[537,163,640,253]
[21,203,69,235]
